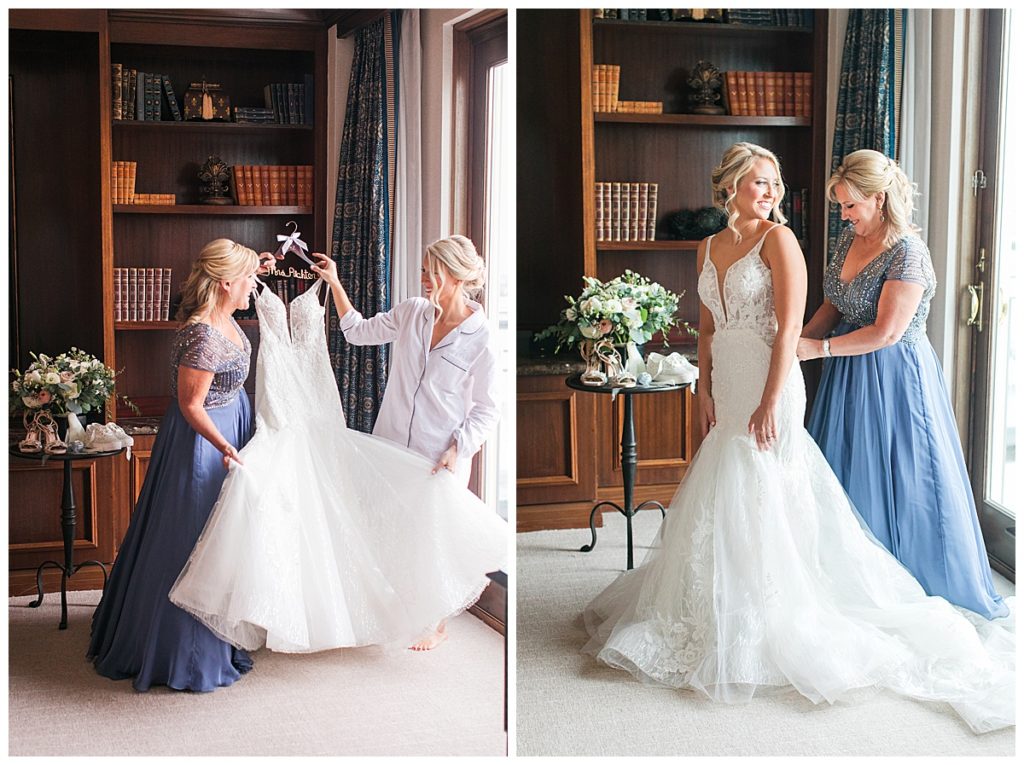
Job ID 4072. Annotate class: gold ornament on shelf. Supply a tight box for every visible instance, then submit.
[198,155,232,205]
[687,60,726,115]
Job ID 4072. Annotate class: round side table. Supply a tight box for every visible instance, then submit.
[566,374,690,570]
[10,445,126,629]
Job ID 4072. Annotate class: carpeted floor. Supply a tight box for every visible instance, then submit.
[8,590,506,756]
[516,510,1016,757]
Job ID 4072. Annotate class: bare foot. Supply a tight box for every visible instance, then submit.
[409,624,448,651]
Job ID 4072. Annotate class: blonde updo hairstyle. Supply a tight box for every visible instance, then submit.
[176,238,260,324]
[711,142,788,243]
[424,235,486,318]
[826,149,920,248]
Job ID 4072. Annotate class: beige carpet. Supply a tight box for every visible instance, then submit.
[516,510,1016,756]
[9,590,506,756]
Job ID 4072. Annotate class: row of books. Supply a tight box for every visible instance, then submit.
[114,268,173,322]
[617,100,663,114]
[264,79,314,125]
[780,187,809,246]
[111,161,177,205]
[593,9,812,27]
[595,182,659,242]
[112,66,182,121]
[592,64,621,113]
[727,9,813,27]
[231,165,313,206]
[722,71,813,117]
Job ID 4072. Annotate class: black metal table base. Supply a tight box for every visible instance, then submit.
[29,559,109,630]
[579,500,665,569]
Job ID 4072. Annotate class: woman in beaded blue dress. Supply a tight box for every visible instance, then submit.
[87,239,264,691]
[797,149,1007,619]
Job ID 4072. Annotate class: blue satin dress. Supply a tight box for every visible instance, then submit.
[87,320,256,690]
[807,227,1007,619]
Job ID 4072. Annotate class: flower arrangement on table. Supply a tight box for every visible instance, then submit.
[10,348,137,455]
[535,270,695,387]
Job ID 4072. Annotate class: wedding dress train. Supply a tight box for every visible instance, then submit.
[169,279,507,653]
[582,230,1014,733]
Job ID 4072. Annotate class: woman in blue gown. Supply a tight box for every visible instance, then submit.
[797,149,1006,619]
[87,239,266,690]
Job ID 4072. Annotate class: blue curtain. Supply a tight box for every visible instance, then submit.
[328,13,400,432]
[828,9,905,253]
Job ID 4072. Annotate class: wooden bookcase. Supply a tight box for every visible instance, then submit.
[107,16,328,417]
[517,9,829,530]
[8,10,328,594]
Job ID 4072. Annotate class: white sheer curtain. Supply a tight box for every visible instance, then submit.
[393,9,423,305]
[898,9,974,395]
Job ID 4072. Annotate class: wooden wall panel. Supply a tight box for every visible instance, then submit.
[516,375,596,507]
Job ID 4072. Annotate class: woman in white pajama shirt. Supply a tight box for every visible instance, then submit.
[311,236,499,650]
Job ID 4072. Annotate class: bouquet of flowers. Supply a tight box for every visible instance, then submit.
[10,348,126,416]
[535,270,683,353]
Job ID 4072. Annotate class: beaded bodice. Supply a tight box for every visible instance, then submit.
[824,227,936,345]
[171,320,251,407]
[697,227,778,347]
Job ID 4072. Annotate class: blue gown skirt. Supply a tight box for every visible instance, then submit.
[87,395,255,691]
[808,321,1007,619]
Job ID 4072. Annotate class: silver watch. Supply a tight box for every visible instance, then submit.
[822,338,832,358]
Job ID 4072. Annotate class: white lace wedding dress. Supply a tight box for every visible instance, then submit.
[583,230,1015,733]
[169,279,507,653]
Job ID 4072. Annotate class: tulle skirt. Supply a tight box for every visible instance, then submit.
[168,416,508,653]
[87,396,255,691]
[808,321,1007,619]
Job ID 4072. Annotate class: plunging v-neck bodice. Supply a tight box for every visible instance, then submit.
[697,227,778,346]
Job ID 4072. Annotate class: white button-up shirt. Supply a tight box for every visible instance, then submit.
[338,297,498,485]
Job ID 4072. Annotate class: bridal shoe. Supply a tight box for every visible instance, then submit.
[84,422,134,459]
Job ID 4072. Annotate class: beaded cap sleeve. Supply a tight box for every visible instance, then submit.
[170,321,251,407]
[823,227,936,345]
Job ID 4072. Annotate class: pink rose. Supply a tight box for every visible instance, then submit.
[598,320,613,335]
[37,390,52,405]
[60,371,74,382]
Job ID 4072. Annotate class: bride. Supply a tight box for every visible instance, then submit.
[582,142,1014,733]
[168,265,507,654]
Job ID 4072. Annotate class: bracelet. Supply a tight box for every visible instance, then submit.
[822,338,832,358]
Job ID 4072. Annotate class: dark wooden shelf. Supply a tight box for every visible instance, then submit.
[595,112,811,127]
[597,240,700,251]
[594,18,812,35]
[113,120,313,133]
[113,204,312,215]
[115,320,257,330]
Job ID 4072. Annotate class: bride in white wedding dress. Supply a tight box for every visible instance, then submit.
[168,273,507,654]
[582,143,1014,733]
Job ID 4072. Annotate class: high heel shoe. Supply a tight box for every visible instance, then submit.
[18,410,43,454]
[595,339,636,388]
[35,411,68,455]
[580,340,608,386]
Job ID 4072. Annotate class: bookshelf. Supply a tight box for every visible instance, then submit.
[516,9,828,530]
[107,17,328,418]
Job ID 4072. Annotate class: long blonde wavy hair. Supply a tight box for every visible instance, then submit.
[175,238,259,324]
[710,142,788,243]
[826,149,920,248]
[423,235,486,319]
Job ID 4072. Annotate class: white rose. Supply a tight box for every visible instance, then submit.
[26,370,42,384]
[580,323,602,339]
[44,372,60,384]
[580,297,599,315]
[564,308,577,321]
[64,382,80,399]
[622,309,642,329]
[604,299,623,314]
[621,297,636,310]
